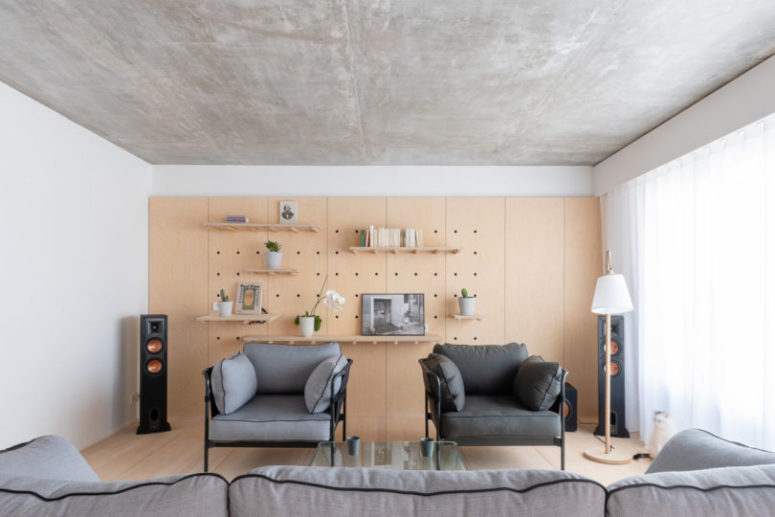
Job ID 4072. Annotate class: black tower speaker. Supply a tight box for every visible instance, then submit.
[594,315,629,438]
[137,315,171,434]
[563,382,578,432]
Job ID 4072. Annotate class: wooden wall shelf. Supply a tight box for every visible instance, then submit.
[244,268,299,275]
[197,314,279,324]
[348,246,461,254]
[242,334,444,345]
[205,222,320,233]
[450,314,483,321]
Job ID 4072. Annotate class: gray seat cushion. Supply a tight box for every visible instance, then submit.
[244,342,341,394]
[0,473,229,516]
[0,436,99,482]
[607,464,775,517]
[210,394,330,442]
[440,395,560,443]
[231,465,605,517]
[513,355,563,411]
[648,428,775,474]
[433,343,528,394]
[211,351,258,415]
[421,353,465,411]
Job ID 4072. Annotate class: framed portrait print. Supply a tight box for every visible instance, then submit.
[235,282,263,314]
[279,200,298,224]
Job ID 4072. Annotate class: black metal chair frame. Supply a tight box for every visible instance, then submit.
[419,359,568,470]
[202,359,353,472]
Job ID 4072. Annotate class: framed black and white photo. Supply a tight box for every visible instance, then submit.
[235,282,263,314]
[361,293,425,336]
[279,200,298,224]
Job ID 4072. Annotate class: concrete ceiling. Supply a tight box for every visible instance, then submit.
[1,1,774,165]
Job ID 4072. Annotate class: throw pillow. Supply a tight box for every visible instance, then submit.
[513,355,563,411]
[421,353,465,411]
[211,352,258,415]
[305,354,348,413]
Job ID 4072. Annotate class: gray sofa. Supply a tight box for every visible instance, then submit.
[203,342,352,471]
[420,343,569,469]
[2,429,775,515]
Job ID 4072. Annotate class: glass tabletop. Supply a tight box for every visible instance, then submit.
[310,440,467,471]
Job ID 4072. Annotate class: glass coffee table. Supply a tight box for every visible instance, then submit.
[310,440,467,471]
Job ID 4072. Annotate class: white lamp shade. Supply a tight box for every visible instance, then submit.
[591,274,633,315]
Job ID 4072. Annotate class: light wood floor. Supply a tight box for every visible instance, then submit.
[82,411,650,486]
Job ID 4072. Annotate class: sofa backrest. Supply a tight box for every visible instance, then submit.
[0,473,230,516]
[433,343,528,394]
[230,465,605,517]
[606,464,775,516]
[243,342,341,394]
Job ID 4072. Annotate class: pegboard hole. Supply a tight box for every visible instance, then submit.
[474,251,478,255]
[237,337,241,341]
[474,229,478,234]
[434,230,438,234]
[256,251,260,255]
[335,272,339,276]
[217,272,220,276]
[394,272,398,276]
[296,251,301,255]
[317,272,321,276]
[355,294,359,297]
[473,272,478,276]
[473,337,478,341]
[335,229,340,233]
[316,251,320,255]
[434,272,438,276]
[296,294,301,297]
[374,272,379,276]
[434,294,438,298]
[355,315,359,319]
[414,272,418,276]
[434,315,438,319]
[454,272,458,276]
[335,251,339,255]
[276,294,280,298]
[236,272,240,276]
[454,230,458,234]
[216,251,221,255]
[236,250,240,254]
[355,272,359,276]
[216,336,220,341]
[453,337,458,340]
[335,315,339,319]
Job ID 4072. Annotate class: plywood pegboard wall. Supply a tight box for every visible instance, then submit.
[149,196,602,440]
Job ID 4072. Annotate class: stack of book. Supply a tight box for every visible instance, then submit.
[358,226,424,248]
[226,215,249,223]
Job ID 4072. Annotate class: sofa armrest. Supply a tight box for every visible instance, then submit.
[418,359,443,434]
[647,429,775,474]
[202,367,220,419]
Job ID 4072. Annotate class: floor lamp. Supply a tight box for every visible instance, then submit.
[583,250,633,465]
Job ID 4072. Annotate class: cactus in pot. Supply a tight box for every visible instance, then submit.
[265,240,283,269]
[458,288,476,316]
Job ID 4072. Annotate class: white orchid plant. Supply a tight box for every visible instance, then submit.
[294,275,345,332]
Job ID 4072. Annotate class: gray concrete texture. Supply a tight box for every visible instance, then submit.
[1,1,774,165]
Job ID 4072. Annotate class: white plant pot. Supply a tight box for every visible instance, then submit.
[213,301,233,317]
[458,297,476,317]
[299,316,316,337]
[265,251,283,270]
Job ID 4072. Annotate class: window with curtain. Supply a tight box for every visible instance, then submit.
[602,112,775,449]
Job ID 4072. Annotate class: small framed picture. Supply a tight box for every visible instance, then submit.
[361,293,425,336]
[235,283,263,314]
[279,200,298,224]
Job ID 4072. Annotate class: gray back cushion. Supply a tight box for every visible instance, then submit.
[244,342,341,394]
[513,355,563,411]
[0,473,229,516]
[211,352,258,414]
[231,465,605,517]
[433,343,528,394]
[607,464,775,517]
[0,435,98,482]
[648,428,775,474]
[304,354,347,413]
[420,353,465,411]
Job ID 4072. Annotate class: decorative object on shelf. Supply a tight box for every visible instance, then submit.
[362,293,425,336]
[226,215,249,223]
[264,240,283,269]
[244,268,299,275]
[583,250,634,466]
[458,288,476,316]
[279,201,298,224]
[235,283,263,314]
[213,289,233,317]
[359,225,424,248]
[295,275,346,337]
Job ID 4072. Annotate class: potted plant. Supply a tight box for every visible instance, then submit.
[458,288,476,316]
[265,240,282,269]
[213,289,233,317]
[295,275,345,337]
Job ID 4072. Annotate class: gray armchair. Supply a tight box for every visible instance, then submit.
[203,342,352,471]
[420,343,568,470]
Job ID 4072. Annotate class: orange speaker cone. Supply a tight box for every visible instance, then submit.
[604,362,620,376]
[146,339,163,353]
[146,359,163,374]
[604,341,620,355]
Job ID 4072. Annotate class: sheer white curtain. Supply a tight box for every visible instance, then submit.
[602,113,775,449]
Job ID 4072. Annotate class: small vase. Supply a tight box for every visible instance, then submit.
[213,301,233,317]
[265,251,283,270]
[299,316,316,337]
[458,297,476,316]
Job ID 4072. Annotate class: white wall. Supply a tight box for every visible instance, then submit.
[152,165,594,197]
[594,55,775,194]
[0,83,151,449]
